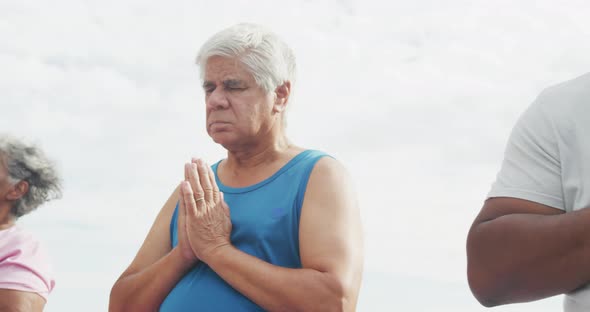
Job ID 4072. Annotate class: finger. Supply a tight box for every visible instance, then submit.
[197,159,214,205]
[207,165,220,203]
[178,182,187,234]
[179,181,186,219]
[188,163,205,214]
[181,180,199,217]
[184,161,189,181]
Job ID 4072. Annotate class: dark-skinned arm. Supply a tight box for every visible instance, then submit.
[467,197,590,307]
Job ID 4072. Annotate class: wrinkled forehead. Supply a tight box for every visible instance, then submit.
[203,56,254,83]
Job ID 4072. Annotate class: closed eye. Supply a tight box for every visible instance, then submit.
[203,81,216,94]
[223,79,246,91]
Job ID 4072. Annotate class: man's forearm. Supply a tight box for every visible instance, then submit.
[467,208,590,306]
[109,248,196,312]
[205,245,349,312]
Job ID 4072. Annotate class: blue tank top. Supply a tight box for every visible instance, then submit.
[160,150,328,311]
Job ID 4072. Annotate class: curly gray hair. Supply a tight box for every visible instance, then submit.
[0,135,62,218]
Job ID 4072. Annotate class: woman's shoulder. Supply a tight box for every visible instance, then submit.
[0,225,55,297]
[0,225,51,271]
[0,226,38,252]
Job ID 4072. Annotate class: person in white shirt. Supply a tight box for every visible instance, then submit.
[467,72,590,311]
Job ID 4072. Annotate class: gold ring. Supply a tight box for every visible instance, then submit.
[195,197,205,203]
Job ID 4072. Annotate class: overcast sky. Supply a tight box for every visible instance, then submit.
[2,0,590,311]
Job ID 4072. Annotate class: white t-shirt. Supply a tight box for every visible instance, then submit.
[488,72,590,311]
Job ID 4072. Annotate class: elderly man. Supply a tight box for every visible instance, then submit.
[110,23,364,311]
[467,72,590,311]
[0,135,61,311]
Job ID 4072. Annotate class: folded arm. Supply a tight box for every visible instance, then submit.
[467,197,590,306]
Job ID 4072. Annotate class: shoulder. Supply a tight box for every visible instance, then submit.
[294,149,339,169]
[510,73,590,150]
[309,156,347,179]
[0,226,42,259]
[0,226,55,299]
[306,155,353,198]
[286,149,339,179]
[531,73,590,121]
[539,72,590,104]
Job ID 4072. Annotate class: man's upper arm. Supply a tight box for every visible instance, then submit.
[298,157,363,297]
[475,197,564,226]
[487,93,565,212]
[0,289,45,312]
[117,186,180,278]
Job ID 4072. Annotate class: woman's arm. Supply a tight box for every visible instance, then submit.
[0,289,45,312]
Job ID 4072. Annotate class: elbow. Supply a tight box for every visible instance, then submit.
[108,287,121,312]
[468,257,522,308]
[328,292,349,312]
[286,275,350,312]
[467,268,503,307]
[289,291,348,312]
[314,278,353,312]
[109,282,129,312]
[308,293,347,312]
[467,229,507,307]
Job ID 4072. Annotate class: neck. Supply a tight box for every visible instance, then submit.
[225,132,291,170]
[0,204,15,230]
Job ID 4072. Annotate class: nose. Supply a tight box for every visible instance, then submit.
[206,87,229,110]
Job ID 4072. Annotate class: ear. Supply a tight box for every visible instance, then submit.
[6,181,29,201]
[272,81,291,114]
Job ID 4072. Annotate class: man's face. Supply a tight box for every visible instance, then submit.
[202,56,276,148]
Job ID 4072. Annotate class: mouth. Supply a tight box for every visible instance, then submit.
[208,121,230,128]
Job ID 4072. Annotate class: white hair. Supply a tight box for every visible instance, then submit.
[196,23,296,94]
[0,135,62,218]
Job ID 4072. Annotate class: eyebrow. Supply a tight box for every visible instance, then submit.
[202,81,215,89]
[223,79,245,88]
[203,79,245,88]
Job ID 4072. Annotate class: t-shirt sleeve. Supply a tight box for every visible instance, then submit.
[0,237,56,301]
[487,91,565,210]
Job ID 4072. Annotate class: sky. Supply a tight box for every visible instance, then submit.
[2,0,590,311]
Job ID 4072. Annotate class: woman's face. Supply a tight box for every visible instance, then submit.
[202,56,277,149]
[0,158,13,206]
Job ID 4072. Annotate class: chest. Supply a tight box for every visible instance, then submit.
[225,188,298,247]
